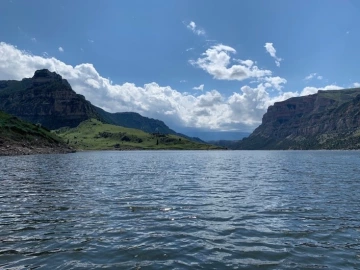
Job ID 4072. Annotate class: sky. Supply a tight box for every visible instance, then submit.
[0,0,360,134]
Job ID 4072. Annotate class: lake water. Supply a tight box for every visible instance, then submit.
[1,150,360,269]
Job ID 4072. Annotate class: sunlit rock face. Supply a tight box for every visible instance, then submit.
[237,88,360,149]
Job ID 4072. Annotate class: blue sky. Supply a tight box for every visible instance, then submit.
[0,0,359,133]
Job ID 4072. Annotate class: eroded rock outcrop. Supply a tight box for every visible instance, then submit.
[0,70,201,142]
[0,69,101,129]
[237,88,360,149]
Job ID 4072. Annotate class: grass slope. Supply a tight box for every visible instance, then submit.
[0,111,60,143]
[0,111,72,155]
[55,119,222,150]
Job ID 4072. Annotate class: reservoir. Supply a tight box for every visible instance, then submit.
[1,150,360,269]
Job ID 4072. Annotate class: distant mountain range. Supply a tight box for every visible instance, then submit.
[0,69,202,143]
[236,88,360,150]
[175,127,250,142]
[4,69,359,151]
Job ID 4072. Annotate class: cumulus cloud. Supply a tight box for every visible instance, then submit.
[264,43,282,67]
[193,84,204,91]
[186,21,205,36]
[190,44,272,81]
[304,73,323,81]
[197,90,223,107]
[300,85,342,96]
[352,82,360,87]
[0,42,349,132]
[263,76,287,91]
[58,46,64,52]
[236,59,254,67]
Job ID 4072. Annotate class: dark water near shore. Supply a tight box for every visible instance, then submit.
[1,150,360,269]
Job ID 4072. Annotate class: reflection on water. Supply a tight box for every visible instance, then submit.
[1,150,360,269]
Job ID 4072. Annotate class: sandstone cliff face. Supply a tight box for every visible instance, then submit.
[237,88,360,149]
[0,70,101,129]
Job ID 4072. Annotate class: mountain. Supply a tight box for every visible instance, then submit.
[0,69,202,142]
[0,69,101,130]
[236,88,360,150]
[0,110,73,156]
[95,107,204,143]
[55,119,222,151]
[174,127,250,142]
[207,140,241,149]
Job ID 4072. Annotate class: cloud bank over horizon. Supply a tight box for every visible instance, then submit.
[0,42,350,132]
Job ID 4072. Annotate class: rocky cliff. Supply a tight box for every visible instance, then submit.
[0,70,203,143]
[237,88,360,150]
[0,69,101,129]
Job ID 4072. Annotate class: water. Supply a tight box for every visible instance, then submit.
[1,150,360,269]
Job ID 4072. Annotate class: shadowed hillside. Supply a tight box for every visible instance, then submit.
[0,111,74,155]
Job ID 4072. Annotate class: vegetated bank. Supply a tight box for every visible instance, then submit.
[55,119,223,151]
[0,111,74,156]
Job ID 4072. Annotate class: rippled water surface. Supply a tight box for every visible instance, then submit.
[1,150,360,269]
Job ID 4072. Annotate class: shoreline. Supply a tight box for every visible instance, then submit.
[0,146,226,157]
[0,141,75,157]
[2,147,359,157]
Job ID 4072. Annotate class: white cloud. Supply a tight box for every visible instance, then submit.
[180,80,187,83]
[305,73,316,80]
[300,85,342,96]
[197,90,223,107]
[186,21,205,36]
[31,37,37,43]
[264,43,282,67]
[58,47,64,52]
[190,44,272,81]
[0,42,350,132]
[236,59,254,67]
[186,48,194,52]
[262,76,287,91]
[193,84,204,91]
[305,73,323,81]
[352,82,360,87]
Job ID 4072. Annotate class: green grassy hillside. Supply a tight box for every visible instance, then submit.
[0,111,60,143]
[55,119,222,150]
[0,111,72,155]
